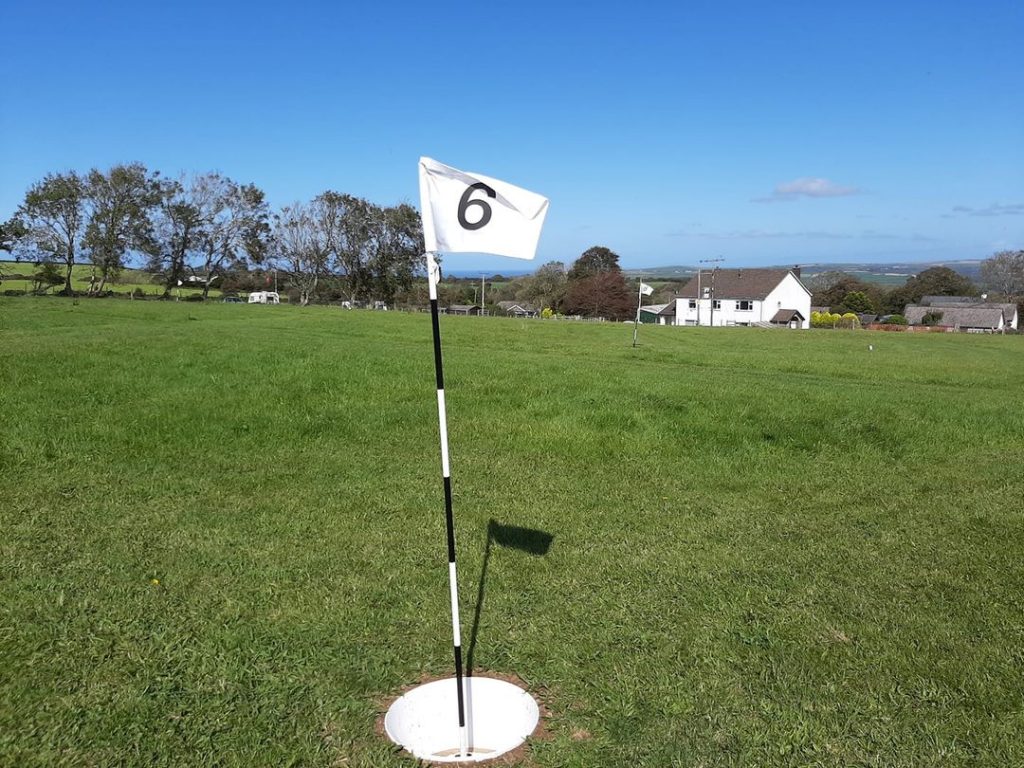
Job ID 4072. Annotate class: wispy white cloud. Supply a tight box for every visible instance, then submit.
[753,177,861,203]
[947,203,1024,217]
[666,229,917,241]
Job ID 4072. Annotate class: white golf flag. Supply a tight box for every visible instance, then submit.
[640,282,654,296]
[418,157,549,260]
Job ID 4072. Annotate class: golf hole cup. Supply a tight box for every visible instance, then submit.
[384,677,540,763]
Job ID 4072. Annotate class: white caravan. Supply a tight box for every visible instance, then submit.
[248,291,280,305]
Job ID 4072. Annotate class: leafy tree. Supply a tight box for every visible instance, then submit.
[980,250,1024,298]
[15,172,88,294]
[921,310,944,326]
[887,314,908,325]
[365,202,424,304]
[909,267,977,300]
[193,174,271,298]
[518,261,567,311]
[840,312,859,328]
[150,176,209,296]
[272,202,331,306]
[883,267,977,314]
[883,286,913,315]
[564,270,634,320]
[564,246,632,318]
[83,163,162,295]
[1,217,27,253]
[315,191,375,303]
[811,272,883,311]
[836,290,876,315]
[300,192,423,305]
[567,246,621,280]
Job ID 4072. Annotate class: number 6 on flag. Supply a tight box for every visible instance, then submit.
[418,157,549,260]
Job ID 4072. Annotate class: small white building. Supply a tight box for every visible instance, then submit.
[659,268,811,329]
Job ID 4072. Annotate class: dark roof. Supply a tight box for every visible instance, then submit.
[905,305,1005,328]
[770,308,805,323]
[447,304,480,311]
[916,300,1017,319]
[677,269,806,300]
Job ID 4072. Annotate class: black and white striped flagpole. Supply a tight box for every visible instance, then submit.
[426,250,469,758]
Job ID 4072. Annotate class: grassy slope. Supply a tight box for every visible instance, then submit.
[1,299,1023,767]
[1,262,221,297]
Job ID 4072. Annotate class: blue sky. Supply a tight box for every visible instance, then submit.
[1,0,1021,272]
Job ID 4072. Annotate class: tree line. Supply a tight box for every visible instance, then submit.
[457,253,1024,322]
[1,163,424,305]
[804,258,1024,318]
[3,164,1021,318]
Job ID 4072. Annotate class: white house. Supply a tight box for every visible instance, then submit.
[658,268,812,329]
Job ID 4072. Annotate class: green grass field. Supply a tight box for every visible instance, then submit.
[1,261,222,298]
[2,298,1023,767]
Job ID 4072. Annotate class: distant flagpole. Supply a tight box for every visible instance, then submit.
[425,250,469,757]
[632,276,643,348]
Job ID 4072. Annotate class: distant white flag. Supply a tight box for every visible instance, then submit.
[640,282,655,296]
[418,157,549,260]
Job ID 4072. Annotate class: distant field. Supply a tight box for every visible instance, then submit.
[2,298,1023,766]
[803,270,914,287]
[0,261,222,298]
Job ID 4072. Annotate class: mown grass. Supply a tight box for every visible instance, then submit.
[1,298,1023,767]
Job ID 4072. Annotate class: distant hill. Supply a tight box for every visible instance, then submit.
[622,265,698,279]
[625,260,984,286]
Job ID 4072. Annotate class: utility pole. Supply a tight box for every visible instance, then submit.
[481,274,486,314]
[698,257,724,327]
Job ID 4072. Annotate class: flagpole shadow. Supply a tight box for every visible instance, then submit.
[466,518,554,678]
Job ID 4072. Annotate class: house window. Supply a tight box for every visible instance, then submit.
[688,300,696,309]
[737,300,753,311]
[712,300,721,310]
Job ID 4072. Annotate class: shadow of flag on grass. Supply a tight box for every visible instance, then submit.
[467,519,554,676]
[488,519,553,556]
